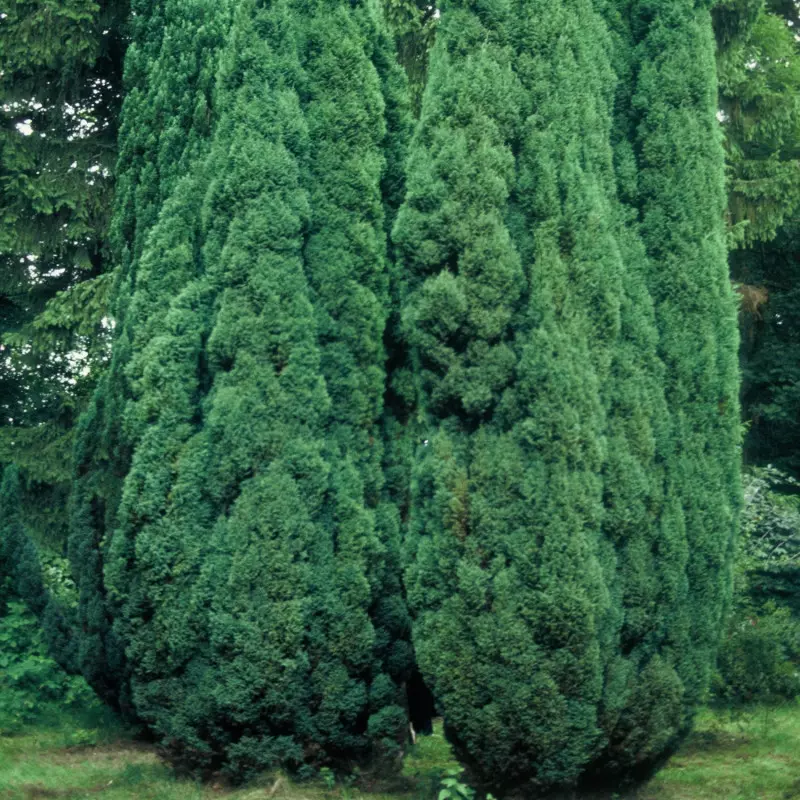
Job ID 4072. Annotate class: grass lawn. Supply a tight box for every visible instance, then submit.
[1,704,799,799]
[636,704,800,800]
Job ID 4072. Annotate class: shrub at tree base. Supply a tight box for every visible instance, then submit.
[714,467,800,706]
[714,602,800,705]
[0,600,98,733]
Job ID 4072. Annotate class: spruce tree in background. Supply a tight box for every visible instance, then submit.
[396,0,740,792]
[714,0,800,475]
[0,0,128,549]
[715,0,800,247]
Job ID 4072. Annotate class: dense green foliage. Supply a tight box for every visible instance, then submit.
[62,0,414,779]
[715,602,800,704]
[0,599,98,733]
[619,0,742,760]
[714,468,800,705]
[739,467,800,601]
[715,0,800,247]
[62,0,234,712]
[395,0,740,793]
[0,1,127,551]
[0,0,763,791]
[716,1,800,475]
[1,465,47,616]
[0,464,93,734]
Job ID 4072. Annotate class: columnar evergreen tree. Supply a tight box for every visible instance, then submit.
[397,0,606,789]
[65,0,411,776]
[395,0,740,792]
[583,0,740,776]
[624,0,741,728]
[64,0,233,709]
[19,0,739,788]
[298,0,415,741]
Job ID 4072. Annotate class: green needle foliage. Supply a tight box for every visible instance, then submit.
[63,0,234,711]
[717,1,800,476]
[300,0,415,745]
[11,0,741,789]
[0,0,127,552]
[715,0,800,247]
[395,0,740,793]
[595,0,741,777]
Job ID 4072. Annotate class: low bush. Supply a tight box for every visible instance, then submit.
[714,601,800,705]
[0,597,98,733]
[714,467,800,705]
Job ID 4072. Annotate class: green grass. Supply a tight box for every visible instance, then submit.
[2,705,799,799]
[636,704,800,800]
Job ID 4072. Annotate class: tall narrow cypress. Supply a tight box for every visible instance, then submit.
[297,0,414,751]
[601,0,741,764]
[395,0,740,792]
[396,0,622,788]
[69,0,411,777]
[64,0,233,711]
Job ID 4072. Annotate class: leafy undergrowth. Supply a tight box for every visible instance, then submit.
[2,705,799,800]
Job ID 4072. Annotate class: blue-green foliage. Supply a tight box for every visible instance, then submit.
[63,0,233,713]
[43,0,742,790]
[624,0,741,728]
[395,0,740,793]
[63,0,412,779]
